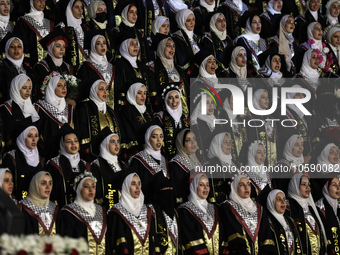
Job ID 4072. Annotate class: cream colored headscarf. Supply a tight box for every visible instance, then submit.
[27,171,52,208]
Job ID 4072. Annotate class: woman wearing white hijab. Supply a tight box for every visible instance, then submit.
[77,79,123,163]
[219,173,276,254]
[155,85,189,160]
[198,54,218,86]
[0,168,16,203]
[259,0,283,40]
[19,171,59,235]
[46,124,88,208]
[177,173,222,254]
[325,24,340,75]
[172,9,200,71]
[192,0,216,37]
[259,54,285,87]
[107,173,157,254]
[317,143,339,171]
[60,172,106,255]
[287,173,327,255]
[266,189,303,255]
[316,177,340,255]
[326,0,340,25]
[281,134,305,171]
[296,49,320,92]
[0,0,14,41]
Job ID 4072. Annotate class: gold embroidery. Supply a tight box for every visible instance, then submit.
[184,238,205,250]
[87,228,105,255]
[81,138,90,145]
[116,237,126,246]
[306,223,320,255]
[132,230,150,254]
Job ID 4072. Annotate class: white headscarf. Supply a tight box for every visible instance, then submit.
[165,89,182,124]
[0,2,10,30]
[266,0,282,14]
[0,168,10,188]
[99,133,121,170]
[288,173,327,242]
[232,0,243,10]
[167,0,187,12]
[199,0,215,12]
[188,173,209,213]
[283,134,304,169]
[156,37,174,70]
[121,4,135,27]
[278,15,295,71]
[126,83,146,115]
[259,54,283,79]
[152,16,169,35]
[191,94,216,128]
[47,41,63,67]
[5,37,24,69]
[317,143,338,168]
[27,171,51,208]
[199,55,217,79]
[326,25,340,45]
[241,16,260,44]
[229,174,257,213]
[45,75,67,114]
[207,132,232,164]
[286,85,305,119]
[16,126,40,167]
[307,22,322,50]
[9,74,40,122]
[307,0,319,21]
[89,79,107,114]
[89,35,108,69]
[75,176,96,216]
[87,0,105,19]
[230,46,247,79]
[300,49,320,88]
[119,38,138,68]
[322,177,340,215]
[176,9,194,39]
[267,189,288,228]
[326,0,340,25]
[144,125,163,161]
[26,0,44,25]
[252,89,266,110]
[66,0,83,34]
[247,141,267,180]
[119,173,144,217]
[209,13,226,41]
[59,136,80,169]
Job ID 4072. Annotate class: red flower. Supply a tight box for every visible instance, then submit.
[71,249,79,255]
[16,251,28,255]
[44,243,53,254]
[307,39,315,45]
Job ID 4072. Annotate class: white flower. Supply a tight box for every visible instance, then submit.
[311,44,318,50]
[323,47,330,54]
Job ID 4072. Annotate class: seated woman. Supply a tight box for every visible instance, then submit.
[106,173,157,254]
[91,127,126,210]
[35,74,74,161]
[259,0,283,40]
[3,125,43,201]
[59,172,106,255]
[219,173,276,254]
[325,0,340,26]
[169,129,202,205]
[0,74,39,153]
[177,173,223,254]
[155,85,189,160]
[0,0,14,42]
[76,79,124,162]
[0,168,16,203]
[259,54,285,87]
[266,189,303,255]
[46,124,88,208]
[287,174,327,255]
[19,171,59,236]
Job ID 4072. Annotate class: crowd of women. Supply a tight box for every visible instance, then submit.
[1,0,340,253]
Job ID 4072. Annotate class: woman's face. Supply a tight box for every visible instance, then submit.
[72,0,83,19]
[299,176,311,198]
[54,78,67,98]
[185,14,195,31]
[331,31,340,47]
[206,95,215,115]
[135,85,146,105]
[255,144,266,165]
[167,91,180,110]
[328,178,340,199]
[96,82,108,101]
[271,55,281,72]
[259,91,269,109]
[197,176,209,199]
[8,39,23,60]
[310,51,319,69]
[63,133,79,154]
[38,175,52,199]
[2,172,13,195]
[272,0,282,11]
[159,19,170,35]
[205,56,216,75]
[33,0,45,11]
[237,177,251,198]
[0,0,10,16]
[149,128,163,151]
[274,192,286,214]
[96,4,106,13]
[81,179,96,201]
[184,131,198,153]
[25,128,39,150]
[236,49,247,67]
[215,14,226,32]
[250,15,261,34]
[52,40,66,59]
[221,134,231,155]
[330,1,340,17]
[95,36,107,56]
[164,39,175,59]
[284,17,295,33]
[129,175,141,198]
[128,39,139,57]
[309,0,320,12]
[312,23,323,40]
[328,146,339,164]
[20,80,32,100]
[292,137,303,157]
[108,134,120,155]
[127,5,137,24]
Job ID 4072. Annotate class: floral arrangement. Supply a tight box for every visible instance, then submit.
[307,39,333,71]
[72,172,97,191]
[41,71,60,97]
[0,234,88,255]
